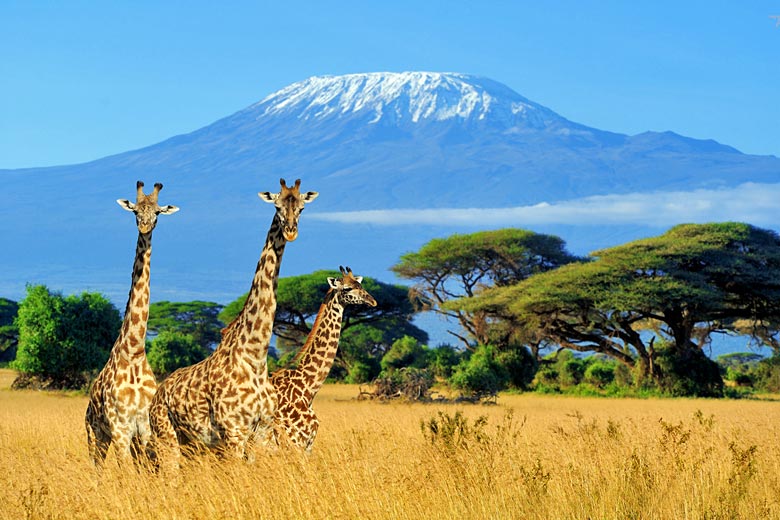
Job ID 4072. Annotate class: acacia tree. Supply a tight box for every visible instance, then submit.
[450,223,780,396]
[148,300,224,350]
[391,229,582,349]
[219,269,427,381]
[13,285,120,388]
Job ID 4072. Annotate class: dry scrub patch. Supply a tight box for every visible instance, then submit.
[1,369,780,519]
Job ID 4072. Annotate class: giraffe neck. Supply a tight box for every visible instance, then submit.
[113,231,152,361]
[292,290,344,404]
[226,213,286,370]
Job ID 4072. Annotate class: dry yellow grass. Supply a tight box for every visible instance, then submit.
[1,368,780,519]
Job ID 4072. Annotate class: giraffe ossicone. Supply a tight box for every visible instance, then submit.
[85,180,178,468]
[149,178,317,466]
[269,265,376,452]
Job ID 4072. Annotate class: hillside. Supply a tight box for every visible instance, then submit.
[1,72,778,312]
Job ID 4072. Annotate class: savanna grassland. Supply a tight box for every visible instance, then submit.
[1,368,780,520]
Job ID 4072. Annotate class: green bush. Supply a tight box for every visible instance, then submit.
[654,346,724,397]
[13,285,120,389]
[380,336,428,372]
[427,344,462,379]
[449,345,509,397]
[345,360,378,384]
[496,345,537,390]
[753,355,780,393]
[560,357,588,387]
[147,331,209,378]
[584,361,615,389]
[0,298,19,363]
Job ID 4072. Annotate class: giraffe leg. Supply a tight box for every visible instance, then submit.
[149,400,181,474]
[111,426,134,466]
[304,417,320,454]
[85,404,110,468]
[130,421,154,471]
[220,427,249,460]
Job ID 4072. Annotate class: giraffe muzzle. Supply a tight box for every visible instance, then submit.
[283,226,298,241]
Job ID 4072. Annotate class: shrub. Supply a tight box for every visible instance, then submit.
[496,345,537,390]
[345,360,378,384]
[146,331,209,378]
[427,344,462,379]
[752,355,780,393]
[449,345,509,397]
[654,346,724,397]
[584,361,615,389]
[13,285,120,389]
[380,336,428,372]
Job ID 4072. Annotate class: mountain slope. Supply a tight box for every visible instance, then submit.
[1,71,778,307]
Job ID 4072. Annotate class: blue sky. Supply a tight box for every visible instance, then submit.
[1,1,779,169]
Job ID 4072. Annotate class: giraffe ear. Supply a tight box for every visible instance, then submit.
[258,192,278,203]
[327,277,340,289]
[354,276,363,284]
[117,199,136,212]
[302,191,319,203]
[159,205,180,215]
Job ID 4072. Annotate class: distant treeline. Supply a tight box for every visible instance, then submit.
[4,222,780,398]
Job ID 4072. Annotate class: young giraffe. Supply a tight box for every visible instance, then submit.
[85,181,179,467]
[149,178,317,465]
[269,266,376,452]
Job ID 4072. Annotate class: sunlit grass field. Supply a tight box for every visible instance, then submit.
[2,368,780,519]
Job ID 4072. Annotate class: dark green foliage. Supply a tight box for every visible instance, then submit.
[146,331,210,378]
[584,360,616,388]
[13,285,120,389]
[217,297,243,327]
[717,352,764,386]
[453,223,780,396]
[343,359,378,384]
[449,344,509,397]
[148,300,224,350]
[560,356,588,387]
[0,298,19,363]
[427,344,463,379]
[333,323,384,383]
[380,335,429,372]
[654,345,724,397]
[495,345,537,389]
[534,352,630,395]
[392,228,582,348]
[751,355,780,392]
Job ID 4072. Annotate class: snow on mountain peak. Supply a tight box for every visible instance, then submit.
[254,72,561,127]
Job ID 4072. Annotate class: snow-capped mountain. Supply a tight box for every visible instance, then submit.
[256,72,563,128]
[1,72,778,310]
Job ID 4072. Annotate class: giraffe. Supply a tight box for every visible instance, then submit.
[149,178,317,465]
[85,181,179,467]
[269,266,376,452]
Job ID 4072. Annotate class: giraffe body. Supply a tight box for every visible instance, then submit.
[149,179,317,464]
[270,266,376,451]
[85,181,178,467]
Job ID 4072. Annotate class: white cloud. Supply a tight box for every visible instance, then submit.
[309,182,780,228]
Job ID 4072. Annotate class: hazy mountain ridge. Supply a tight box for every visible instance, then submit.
[1,72,778,314]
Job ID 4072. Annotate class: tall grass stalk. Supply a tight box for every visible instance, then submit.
[1,371,779,519]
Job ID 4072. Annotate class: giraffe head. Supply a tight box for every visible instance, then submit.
[117,181,180,234]
[258,178,319,241]
[327,266,378,307]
